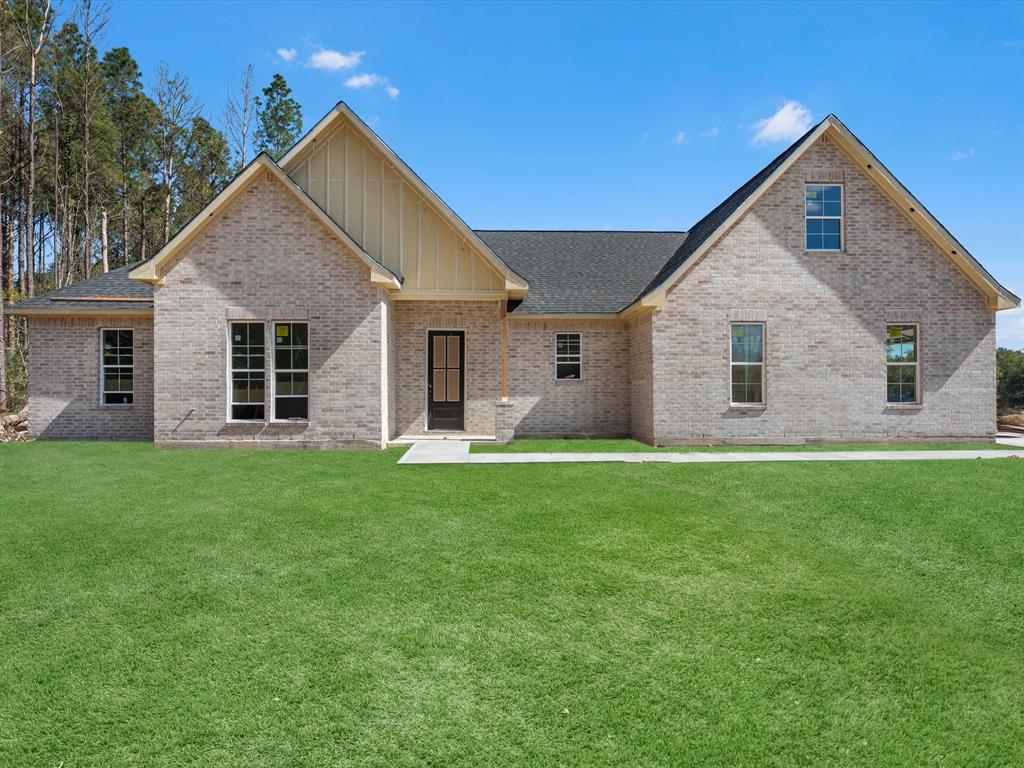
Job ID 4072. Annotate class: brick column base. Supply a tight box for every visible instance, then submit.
[495,400,515,444]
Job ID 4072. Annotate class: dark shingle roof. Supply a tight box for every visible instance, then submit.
[475,230,687,314]
[6,262,154,314]
[636,118,826,301]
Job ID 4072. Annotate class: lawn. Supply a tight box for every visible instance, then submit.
[472,438,1014,453]
[1,442,1021,766]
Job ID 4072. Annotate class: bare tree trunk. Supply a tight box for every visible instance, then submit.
[101,208,108,272]
[21,0,52,297]
[16,87,24,295]
[224,63,255,168]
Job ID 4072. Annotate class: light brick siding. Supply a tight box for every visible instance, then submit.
[508,319,631,438]
[650,134,996,443]
[392,300,501,436]
[153,170,387,448]
[26,315,154,440]
[627,314,655,444]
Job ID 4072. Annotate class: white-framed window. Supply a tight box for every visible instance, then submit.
[100,328,134,405]
[805,184,842,251]
[273,322,309,420]
[886,323,919,404]
[229,321,266,421]
[555,333,582,380]
[730,322,764,405]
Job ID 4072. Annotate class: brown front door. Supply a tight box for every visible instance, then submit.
[427,331,465,430]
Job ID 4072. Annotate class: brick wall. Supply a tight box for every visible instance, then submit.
[508,319,631,438]
[651,134,996,443]
[627,314,654,444]
[392,300,501,436]
[153,170,387,448]
[26,315,154,440]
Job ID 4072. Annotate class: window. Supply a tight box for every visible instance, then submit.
[230,322,265,420]
[555,333,581,380]
[274,322,309,420]
[730,323,764,405]
[101,329,134,405]
[886,324,918,404]
[805,184,842,251]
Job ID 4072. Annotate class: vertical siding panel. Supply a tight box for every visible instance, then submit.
[346,130,363,244]
[364,147,382,259]
[327,131,345,225]
[382,166,401,274]
[437,223,455,291]
[308,148,327,207]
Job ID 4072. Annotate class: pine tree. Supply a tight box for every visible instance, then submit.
[176,115,230,226]
[253,73,301,160]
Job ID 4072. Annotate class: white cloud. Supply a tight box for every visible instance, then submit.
[750,101,813,145]
[703,126,720,139]
[345,73,399,99]
[949,148,975,162]
[309,49,365,71]
[674,130,687,144]
[276,47,297,62]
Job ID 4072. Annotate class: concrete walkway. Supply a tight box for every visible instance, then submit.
[399,438,1024,465]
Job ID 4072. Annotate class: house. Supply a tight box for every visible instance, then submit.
[7,104,1019,448]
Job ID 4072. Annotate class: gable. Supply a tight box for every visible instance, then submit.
[281,105,525,296]
[627,116,1019,314]
[130,156,399,289]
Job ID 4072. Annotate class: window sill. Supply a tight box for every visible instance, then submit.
[226,419,267,425]
[884,403,923,411]
[729,403,767,411]
[98,404,134,410]
[270,420,309,426]
[554,378,583,383]
[805,249,844,254]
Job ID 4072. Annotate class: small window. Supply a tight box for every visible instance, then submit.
[805,184,842,251]
[555,333,581,380]
[886,324,918,404]
[730,323,764,405]
[274,322,309,420]
[230,322,265,420]
[101,329,133,405]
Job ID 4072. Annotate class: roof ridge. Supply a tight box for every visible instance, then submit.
[474,229,688,234]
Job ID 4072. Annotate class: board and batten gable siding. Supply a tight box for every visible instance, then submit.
[286,116,506,293]
[25,315,154,440]
[152,169,387,448]
[650,133,996,443]
[507,319,631,438]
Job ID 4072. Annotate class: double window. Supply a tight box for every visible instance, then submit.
[886,324,919,404]
[229,321,309,421]
[730,323,764,405]
[101,329,134,405]
[805,184,842,251]
[555,333,582,380]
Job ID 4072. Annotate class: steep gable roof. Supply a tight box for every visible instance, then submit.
[279,102,527,292]
[627,115,1019,313]
[129,153,401,288]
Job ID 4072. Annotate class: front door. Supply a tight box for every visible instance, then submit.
[427,331,465,430]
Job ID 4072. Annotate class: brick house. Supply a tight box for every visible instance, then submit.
[7,104,1019,447]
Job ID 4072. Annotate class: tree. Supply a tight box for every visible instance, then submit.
[997,347,1024,413]
[253,73,301,160]
[102,45,153,265]
[153,61,198,244]
[223,63,254,170]
[176,115,231,226]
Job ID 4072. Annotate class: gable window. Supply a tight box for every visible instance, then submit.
[101,329,134,405]
[274,322,309,420]
[555,333,581,380]
[230,322,265,420]
[730,323,764,405]
[805,184,842,251]
[886,324,919,404]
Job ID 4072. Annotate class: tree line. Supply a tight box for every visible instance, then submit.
[0,0,304,411]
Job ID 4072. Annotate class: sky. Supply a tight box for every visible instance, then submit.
[104,0,1024,347]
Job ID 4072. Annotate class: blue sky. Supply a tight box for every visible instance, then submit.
[106,0,1024,347]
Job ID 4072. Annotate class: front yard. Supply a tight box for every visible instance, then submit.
[1,442,1021,766]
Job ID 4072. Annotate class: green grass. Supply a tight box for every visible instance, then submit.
[472,437,1013,453]
[1,442,1022,766]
